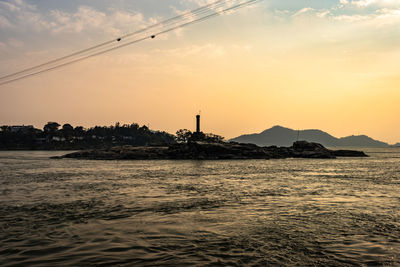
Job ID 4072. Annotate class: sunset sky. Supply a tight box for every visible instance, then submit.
[0,0,399,143]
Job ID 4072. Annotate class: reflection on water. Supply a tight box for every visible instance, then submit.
[0,149,399,266]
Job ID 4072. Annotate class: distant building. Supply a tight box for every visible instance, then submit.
[52,136,66,142]
[10,125,34,133]
[35,137,46,145]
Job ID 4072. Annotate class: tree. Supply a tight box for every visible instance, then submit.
[74,126,85,137]
[139,125,149,132]
[205,133,224,143]
[44,122,60,133]
[175,129,193,143]
[130,123,139,131]
[62,123,74,140]
[43,122,60,140]
[0,126,10,132]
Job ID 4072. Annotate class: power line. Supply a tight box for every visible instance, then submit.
[0,0,259,85]
[0,0,261,86]
[0,0,232,82]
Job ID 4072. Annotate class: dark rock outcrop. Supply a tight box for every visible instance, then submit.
[331,150,369,157]
[54,140,368,160]
[291,141,334,158]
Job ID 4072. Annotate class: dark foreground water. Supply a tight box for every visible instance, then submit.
[0,149,399,266]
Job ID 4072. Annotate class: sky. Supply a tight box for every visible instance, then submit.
[0,0,400,143]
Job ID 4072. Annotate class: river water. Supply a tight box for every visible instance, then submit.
[0,149,399,266]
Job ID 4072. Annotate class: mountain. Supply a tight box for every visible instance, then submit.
[338,135,389,148]
[230,126,390,148]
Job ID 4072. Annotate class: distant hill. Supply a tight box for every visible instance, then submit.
[230,126,390,148]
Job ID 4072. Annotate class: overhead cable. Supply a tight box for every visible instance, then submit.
[0,0,260,86]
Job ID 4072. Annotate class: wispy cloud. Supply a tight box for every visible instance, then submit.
[49,7,146,35]
[182,0,217,6]
[0,0,49,31]
[0,41,6,50]
[7,38,24,48]
[348,0,400,7]
[292,7,314,17]
[333,7,400,26]
[0,0,147,36]
[0,15,11,28]
[155,43,227,58]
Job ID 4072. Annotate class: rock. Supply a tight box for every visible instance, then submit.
[332,150,368,157]
[291,141,335,159]
[292,141,326,151]
[55,141,368,160]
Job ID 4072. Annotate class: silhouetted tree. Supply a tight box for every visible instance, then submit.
[130,123,139,131]
[189,131,206,142]
[44,122,60,140]
[0,122,176,149]
[175,129,225,143]
[176,129,193,143]
[1,126,10,132]
[205,133,225,143]
[62,124,74,141]
[74,126,85,137]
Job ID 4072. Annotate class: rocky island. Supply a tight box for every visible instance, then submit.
[50,115,368,160]
[54,140,368,160]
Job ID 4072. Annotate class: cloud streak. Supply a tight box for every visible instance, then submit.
[0,0,148,37]
[348,0,400,7]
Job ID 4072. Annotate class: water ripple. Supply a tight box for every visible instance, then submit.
[0,149,399,265]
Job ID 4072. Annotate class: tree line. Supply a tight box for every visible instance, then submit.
[0,122,175,150]
[0,122,225,150]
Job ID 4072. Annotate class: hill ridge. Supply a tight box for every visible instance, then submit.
[230,125,390,148]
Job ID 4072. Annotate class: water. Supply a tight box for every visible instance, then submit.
[0,149,399,266]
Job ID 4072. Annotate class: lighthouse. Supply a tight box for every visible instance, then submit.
[196,114,200,133]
